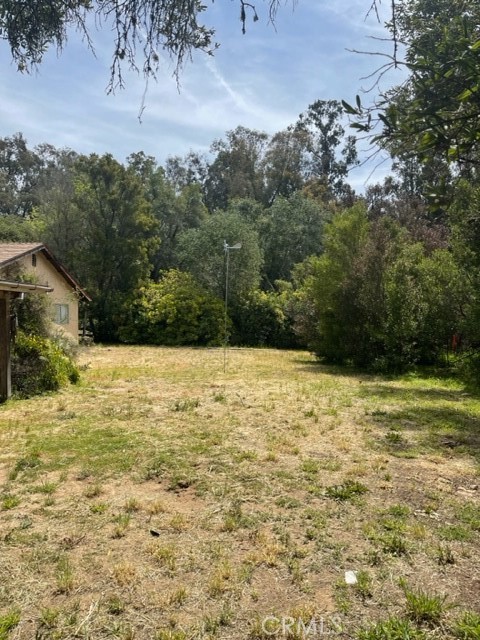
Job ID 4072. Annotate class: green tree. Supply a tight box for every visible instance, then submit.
[127,152,207,277]
[0,133,43,217]
[177,211,263,305]
[349,0,480,180]
[260,192,331,286]
[292,204,371,363]
[204,127,269,212]
[70,153,159,341]
[295,100,358,203]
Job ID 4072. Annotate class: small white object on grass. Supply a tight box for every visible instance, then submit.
[345,570,358,585]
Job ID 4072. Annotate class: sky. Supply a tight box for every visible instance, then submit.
[0,0,406,192]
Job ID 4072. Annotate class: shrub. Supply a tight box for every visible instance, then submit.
[119,270,224,346]
[12,331,80,397]
[231,288,298,348]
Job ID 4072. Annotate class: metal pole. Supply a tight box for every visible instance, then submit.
[224,246,230,374]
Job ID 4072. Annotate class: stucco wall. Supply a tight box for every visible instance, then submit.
[18,252,79,341]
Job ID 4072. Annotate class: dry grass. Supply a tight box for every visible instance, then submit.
[0,345,479,639]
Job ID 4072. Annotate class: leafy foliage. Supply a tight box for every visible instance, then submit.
[12,331,79,398]
[119,270,224,346]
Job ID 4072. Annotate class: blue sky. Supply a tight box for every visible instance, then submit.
[0,0,405,191]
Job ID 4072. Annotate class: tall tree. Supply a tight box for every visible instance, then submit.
[128,151,207,277]
[204,126,269,211]
[0,133,43,217]
[177,211,263,304]
[295,100,358,203]
[71,153,159,340]
[349,0,480,181]
[260,192,331,286]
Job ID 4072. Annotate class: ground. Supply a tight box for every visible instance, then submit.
[0,346,479,640]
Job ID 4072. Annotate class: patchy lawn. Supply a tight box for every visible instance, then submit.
[0,346,479,640]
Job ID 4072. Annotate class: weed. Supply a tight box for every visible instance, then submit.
[113,562,137,586]
[355,570,373,600]
[90,502,108,514]
[1,494,20,510]
[146,499,167,515]
[106,594,125,615]
[168,587,188,607]
[148,544,177,573]
[202,604,233,634]
[301,458,320,476]
[385,431,404,445]
[357,616,426,640]
[401,581,449,626]
[325,480,368,501]
[380,532,409,556]
[171,398,199,412]
[156,630,188,640]
[169,514,188,531]
[75,467,92,480]
[0,610,20,640]
[124,497,141,512]
[453,611,480,639]
[386,504,410,518]
[8,452,42,480]
[456,503,480,532]
[208,562,233,597]
[168,471,196,491]
[56,555,74,594]
[334,581,351,614]
[437,544,455,566]
[439,525,473,542]
[31,481,58,494]
[38,607,60,629]
[112,513,131,538]
[84,483,103,498]
[276,496,302,509]
[234,450,258,462]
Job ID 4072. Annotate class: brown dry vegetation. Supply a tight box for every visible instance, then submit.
[0,346,479,640]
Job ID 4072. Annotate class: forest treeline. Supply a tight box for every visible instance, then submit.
[1,89,480,378]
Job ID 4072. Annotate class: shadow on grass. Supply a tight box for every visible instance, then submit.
[367,403,480,462]
[360,384,469,403]
[293,358,378,382]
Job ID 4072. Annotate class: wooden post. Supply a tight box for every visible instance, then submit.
[0,294,11,402]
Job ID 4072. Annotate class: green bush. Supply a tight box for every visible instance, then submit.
[119,270,224,346]
[12,331,80,398]
[231,288,298,348]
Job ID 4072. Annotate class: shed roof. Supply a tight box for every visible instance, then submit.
[0,243,91,301]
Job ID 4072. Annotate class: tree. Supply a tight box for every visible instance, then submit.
[0,0,287,91]
[0,133,43,217]
[260,192,331,286]
[127,151,207,277]
[176,211,263,304]
[295,100,358,203]
[204,127,269,212]
[262,128,309,206]
[348,0,480,180]
[69,153,159,341]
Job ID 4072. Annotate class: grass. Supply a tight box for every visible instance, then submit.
[0,345,479,639]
